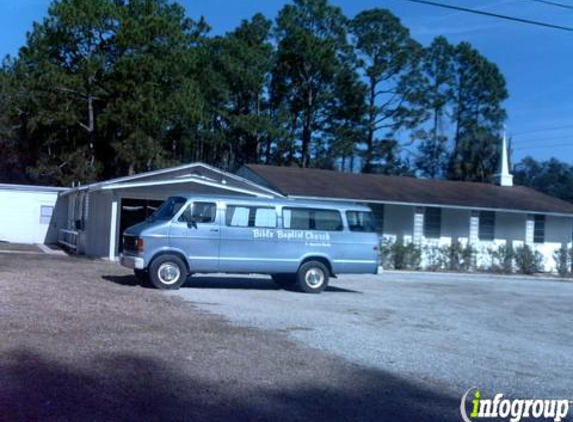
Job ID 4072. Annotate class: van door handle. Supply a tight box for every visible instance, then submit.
[210,229,219,232]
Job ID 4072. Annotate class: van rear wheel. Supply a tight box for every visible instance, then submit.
[149,255,187,290]
[271,274,297,289]
[296,261,329,293]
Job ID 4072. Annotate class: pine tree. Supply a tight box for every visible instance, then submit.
[415,36,455,179]
[447,42,508,182]
[272,0,352,168]
[202,14,275,170]
[350,8,425,173]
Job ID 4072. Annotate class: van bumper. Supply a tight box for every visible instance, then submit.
[120,254,145,270]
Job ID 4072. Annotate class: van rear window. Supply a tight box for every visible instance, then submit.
[226,206,277,228]
[283,208,343,231]
[346,211,377,232]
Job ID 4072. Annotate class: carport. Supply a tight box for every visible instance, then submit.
[60,163,280,259]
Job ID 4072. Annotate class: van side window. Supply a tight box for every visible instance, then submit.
[254,208,277,228]
[283,208,343,231]
[283,208,310,230]
[346,211,376,232]
[180,202,216,224]
[227,206,250,227]
[226,206,277,228]
[194,202,217,223]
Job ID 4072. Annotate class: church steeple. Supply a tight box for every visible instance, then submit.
[493,130,513,187]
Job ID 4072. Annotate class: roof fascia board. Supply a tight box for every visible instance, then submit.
[98,162,203,187]
[61,163,282,198]
[60,163,204,196]
[289,195,573,218]
[98,177,276,198]
[0,185,68,193]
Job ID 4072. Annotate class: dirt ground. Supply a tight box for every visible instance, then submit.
[0,242,42,252]
[0,253,460,422]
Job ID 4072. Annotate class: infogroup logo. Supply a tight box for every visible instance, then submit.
[460,387,571,422]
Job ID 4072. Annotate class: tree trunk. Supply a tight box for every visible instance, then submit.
[301,117,311,168]
[265,135,272,164]
[363,76,377,173]
[431,103,440,178]
[301,88,314,168]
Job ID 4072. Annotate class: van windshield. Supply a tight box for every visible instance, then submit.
[150,197,187,221]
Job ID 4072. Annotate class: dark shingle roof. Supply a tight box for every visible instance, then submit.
[242,165,573,216]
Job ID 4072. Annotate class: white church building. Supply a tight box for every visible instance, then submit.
[238,138,573,272]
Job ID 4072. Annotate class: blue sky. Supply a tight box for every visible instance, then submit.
[1,0,571,164]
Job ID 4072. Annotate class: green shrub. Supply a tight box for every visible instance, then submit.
[393,240,422,270]
[515,245,543,275]
[446,240,476,272]
[380,239,421,270]
[553,246,570,277]
[488,244,514,274]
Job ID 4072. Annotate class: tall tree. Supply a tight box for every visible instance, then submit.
[415,36,455,179]
[514,156,573,203]
[2,0,119,184]
[0,0,207,184]
[272,0,354,168]
[102,0,205,176]
[202,14,275,170]
[350,8,424,173]
[321,56,367,171]
[447,42,508,182]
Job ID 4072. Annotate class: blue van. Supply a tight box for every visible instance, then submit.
[120,194,379,293]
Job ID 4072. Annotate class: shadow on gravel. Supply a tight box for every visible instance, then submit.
[187,277,361,293]
[188,276,281,290]
[101,275,361,293]
[101,275,148,288]
[0,349,461,422]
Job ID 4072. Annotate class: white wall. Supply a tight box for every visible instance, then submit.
[438,208,471,242]
[494,212,526,242]
[530,216,572,272]
[383,204,413,240]
[0,189,63,244]
[378,205,573,273]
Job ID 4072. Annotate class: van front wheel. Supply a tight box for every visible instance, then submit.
[297,261,329,293]
[149,255,187,290]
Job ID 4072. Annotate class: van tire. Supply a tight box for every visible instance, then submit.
[296,261,329,293]
[149,255,187,290]
[271,274,297,288]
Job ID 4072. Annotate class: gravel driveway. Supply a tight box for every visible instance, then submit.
[172,271,573,403]
[0,254,461,422]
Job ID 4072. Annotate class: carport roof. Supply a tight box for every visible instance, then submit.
[61,163,281,198]
[240,165,573,217]
[0,183,68,193]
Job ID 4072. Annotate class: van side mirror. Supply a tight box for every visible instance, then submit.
[187,220,198,229]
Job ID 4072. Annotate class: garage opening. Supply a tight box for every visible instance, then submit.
[119,198,163,252]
